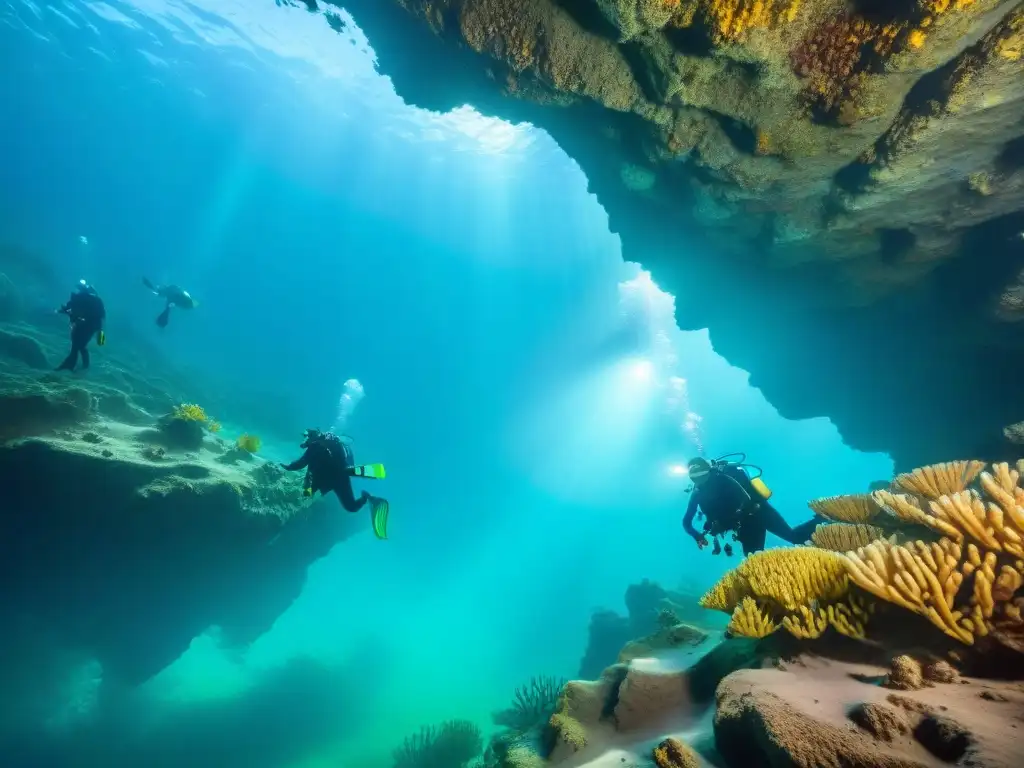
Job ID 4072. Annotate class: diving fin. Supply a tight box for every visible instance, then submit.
[156,306,170,328]
[369,497,389,540]
[351,463,386,480]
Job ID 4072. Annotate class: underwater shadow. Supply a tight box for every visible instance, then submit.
[2,654,372,768]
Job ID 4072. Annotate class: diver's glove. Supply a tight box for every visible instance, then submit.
[694,534,709,550]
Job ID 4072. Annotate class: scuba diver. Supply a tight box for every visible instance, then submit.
[55,280,106,372]
[142,278,197,328]
[681,454,822,557]
[281,429,390,539]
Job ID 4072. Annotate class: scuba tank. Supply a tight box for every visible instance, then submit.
[706,452,773,499]
[684,453,773,499]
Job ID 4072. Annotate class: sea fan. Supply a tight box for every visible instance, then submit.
[492,675,567,732]
[391,719,482,768]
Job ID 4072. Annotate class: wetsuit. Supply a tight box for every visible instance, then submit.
[57,288,105,371]
[282,434,370,513]
[682,465,820,555]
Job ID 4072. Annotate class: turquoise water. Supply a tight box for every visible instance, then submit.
[0,1,893,765]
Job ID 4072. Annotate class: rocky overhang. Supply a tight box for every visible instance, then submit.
[302,0,1024,468]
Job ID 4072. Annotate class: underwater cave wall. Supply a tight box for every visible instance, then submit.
[307,0,1024,469]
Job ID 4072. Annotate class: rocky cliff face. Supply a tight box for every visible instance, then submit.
[308,0,1024,468]
[0,315,361,698]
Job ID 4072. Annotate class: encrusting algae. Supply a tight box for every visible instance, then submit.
[700,460,1024,648]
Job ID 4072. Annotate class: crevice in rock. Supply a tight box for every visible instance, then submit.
[996,135,1024,174]
[878,227,916,265]
[850,0,920,24]
[551,0,620,41]
[620,41,661,103]
[664,21,714,57]
[706,110,757,156]
[831,41,976,196]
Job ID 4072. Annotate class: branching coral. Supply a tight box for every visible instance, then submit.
[703,461,1024,647]
[172,403,208,422]
[700,547,850,612]
[171,402,220,432]
[699,547,867,639]
[811,523,890,551]
[392,720,483,768]
[808,493,882,524]
[844,462,1024,644]
[892,460,986,498]
[728,596,778,638]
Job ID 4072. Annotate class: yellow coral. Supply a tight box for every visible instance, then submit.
[825,595,873,639]
[172,403,208,422]
[548,713,586,751]
[844,462,1024,645]
[908,29,927,48]
[845,537,972,642]
[968,172,993,195]
[923,0,976,15]
[653,736,700,768]
[236,433,261,453]
[872,490,961,540]
[702,0,801,44]
[781,604,828,639]
[893,460,985,499]
[728,596,778,638]
[808,493,881,524]
[811,523,889,551]
[700,547,849,613]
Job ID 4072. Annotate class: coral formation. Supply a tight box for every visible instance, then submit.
[236,433,262,453]
[811,522,889,551]
[699,546,873,639]
[704,459,1024,650]
[923,659,960,684]
[652,736,699,768]
[845,461,1024,645]
[546,712,587,753]
[884,655,925,690]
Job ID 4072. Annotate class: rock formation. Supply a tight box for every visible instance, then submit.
[0,312,361,709]
[297,0,1024,468]
[476,457,1024,765]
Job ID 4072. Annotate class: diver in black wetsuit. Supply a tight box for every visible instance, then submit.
[55,280,106,372]
[143,278,197,328]
[281,429,390,539]
[682,455,822,557]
